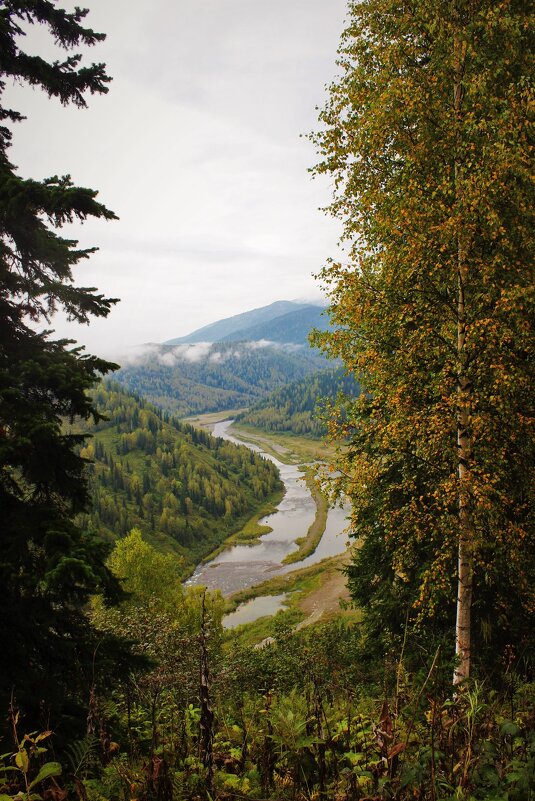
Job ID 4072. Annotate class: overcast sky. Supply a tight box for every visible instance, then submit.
[7,0,347,358]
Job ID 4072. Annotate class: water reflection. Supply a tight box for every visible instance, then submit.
[222,594,288,629]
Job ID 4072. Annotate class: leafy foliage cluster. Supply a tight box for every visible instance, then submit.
[236,368,360,438]
[4,533,532,801]
[114,343,326,416]
[76,384,282,568]
[311,0,535,676]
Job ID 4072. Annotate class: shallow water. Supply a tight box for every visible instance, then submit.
[187,420,349,597]
[222,594,288,629]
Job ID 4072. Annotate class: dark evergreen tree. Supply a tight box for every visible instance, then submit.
[0,2,123,723]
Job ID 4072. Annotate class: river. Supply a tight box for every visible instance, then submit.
[187,420,349,597]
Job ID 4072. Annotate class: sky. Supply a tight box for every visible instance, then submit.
[6,0,347,358]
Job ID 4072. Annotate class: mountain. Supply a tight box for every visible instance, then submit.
[236,368,360,438]
[165,300,312,345]
[114,301,331,417]
[76,384,282,569]
[114,341,327,416]
[221,304,330,346]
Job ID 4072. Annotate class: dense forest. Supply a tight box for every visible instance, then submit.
[1,2,534,801]
[76,384,282,567]
[218,304,329,346]
[115,343,326,416]
[236,369,360,437]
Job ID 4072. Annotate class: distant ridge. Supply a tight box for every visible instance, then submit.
[165,300,312,345]
[221,304,330,346]
[115,301,330,418]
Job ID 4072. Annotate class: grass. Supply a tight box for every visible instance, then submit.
[224,606,304,649]
[223,552,358,647]
[226,423,337,465]
[182,409,247,428]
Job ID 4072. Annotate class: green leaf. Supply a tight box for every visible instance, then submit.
[28,762,62,790]
[501,721,521,737]
[15,751,29,773]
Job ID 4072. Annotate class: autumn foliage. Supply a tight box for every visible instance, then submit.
[311,0,534,675]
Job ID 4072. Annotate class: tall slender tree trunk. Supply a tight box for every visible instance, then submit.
[453,29,474,687]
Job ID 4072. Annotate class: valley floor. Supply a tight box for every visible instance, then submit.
[185,409,353,638]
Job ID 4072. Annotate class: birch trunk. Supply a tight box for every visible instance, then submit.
[453,30,474,687]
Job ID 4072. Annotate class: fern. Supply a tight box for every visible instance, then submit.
[65,735,99,779]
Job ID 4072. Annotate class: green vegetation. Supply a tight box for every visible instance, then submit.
[115,342,326,416]
[3,534,532,801]
[76,384,283,570]
[312,0,534,683]
[2,2,534,801]
[282,469,329,565]
[0,0,127,724]
[236,368,359,437]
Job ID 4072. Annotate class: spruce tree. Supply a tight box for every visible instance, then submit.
[0,2,123,720]
[313,0,534,681]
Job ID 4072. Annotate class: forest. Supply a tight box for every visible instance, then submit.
[236,369,360,438]
[75,384,282,568]
[0,1,533,801]
[115,344,326,416]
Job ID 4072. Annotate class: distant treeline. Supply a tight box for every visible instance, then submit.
[76,384,282,567]
[114,343,326,416]
[236,368,360,437]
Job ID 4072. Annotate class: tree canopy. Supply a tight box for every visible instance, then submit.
[0,2,122,720]
[312,0,534,681]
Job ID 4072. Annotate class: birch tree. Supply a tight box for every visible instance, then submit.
[313,0,534,682]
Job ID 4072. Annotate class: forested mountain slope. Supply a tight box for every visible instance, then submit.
[165,300,310,345]
[76,384,282,569]
[236,368,360,437]
[115,342,326,416]
[221,304,329,346]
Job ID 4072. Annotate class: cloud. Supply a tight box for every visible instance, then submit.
[172,343,213,364]
[116,343,161,366]
[158,351,179,367]
[6,0,346,356]
[110,338,309,371]
[247,339,273,349]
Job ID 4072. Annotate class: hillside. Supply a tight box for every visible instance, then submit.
[236,368,360,437]
[76,384,282,569]
[221,304,330,346]
[115,341,326,416]
[165,300,310,345]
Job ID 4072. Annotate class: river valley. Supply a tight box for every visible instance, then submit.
[188,420,349,624]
